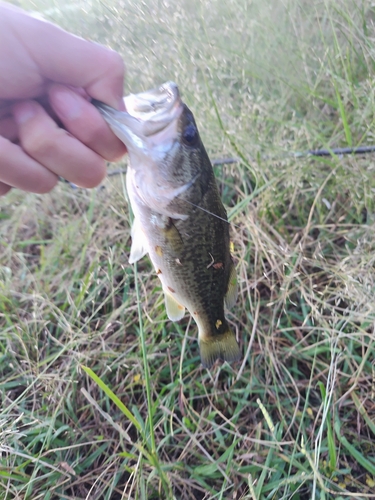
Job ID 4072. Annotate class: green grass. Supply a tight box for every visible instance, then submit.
[1,0,375,498]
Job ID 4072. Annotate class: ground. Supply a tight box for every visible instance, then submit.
[1,0,375,498]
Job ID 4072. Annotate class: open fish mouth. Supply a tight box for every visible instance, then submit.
[92,81,183,146]
[125,81,181,122]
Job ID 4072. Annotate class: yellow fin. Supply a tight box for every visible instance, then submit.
[199,326,241,368]
[164,290,186,322]
[224,261,238,310]
[129,218,148,264]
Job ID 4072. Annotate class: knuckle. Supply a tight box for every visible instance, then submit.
[22,128,58,159]
[106,50,125,75]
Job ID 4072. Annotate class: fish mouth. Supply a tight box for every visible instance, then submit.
[92,81,183,149]
[125,81,181,126]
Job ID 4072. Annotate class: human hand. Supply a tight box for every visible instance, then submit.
[0,3,127,196]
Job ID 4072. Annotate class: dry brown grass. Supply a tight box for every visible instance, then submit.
[2,0,375,498]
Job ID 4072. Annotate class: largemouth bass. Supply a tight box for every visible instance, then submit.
[93,82,241,368]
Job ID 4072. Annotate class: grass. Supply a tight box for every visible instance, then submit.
[1,0,375,498]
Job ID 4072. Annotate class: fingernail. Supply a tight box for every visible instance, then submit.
[51,87,83,120]
[13,101,37,124]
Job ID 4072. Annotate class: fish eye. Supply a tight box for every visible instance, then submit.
[183,123,198,145]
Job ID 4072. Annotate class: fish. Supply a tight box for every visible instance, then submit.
[92,82,241,368]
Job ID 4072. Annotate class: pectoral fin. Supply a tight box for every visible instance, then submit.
[164,289,185,321]
[162,219,184,254]
[224,261,238,310]
[129,218,148,264]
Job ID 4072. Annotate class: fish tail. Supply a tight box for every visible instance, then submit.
[199,327,241,369]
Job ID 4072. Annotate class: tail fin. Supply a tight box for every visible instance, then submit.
[199,327,241,369]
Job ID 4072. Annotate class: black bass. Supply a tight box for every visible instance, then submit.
[93,82,241,368]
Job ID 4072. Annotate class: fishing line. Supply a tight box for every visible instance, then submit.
[104,144,375,179]
[182,199,240,228]
[279,145,375,159]
[211,145,375,164]
[65,145,375,226]
[167,145,375,226]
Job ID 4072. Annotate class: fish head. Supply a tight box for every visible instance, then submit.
[93,82,211,218]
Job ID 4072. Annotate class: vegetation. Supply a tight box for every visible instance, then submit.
[1,0,375,498]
